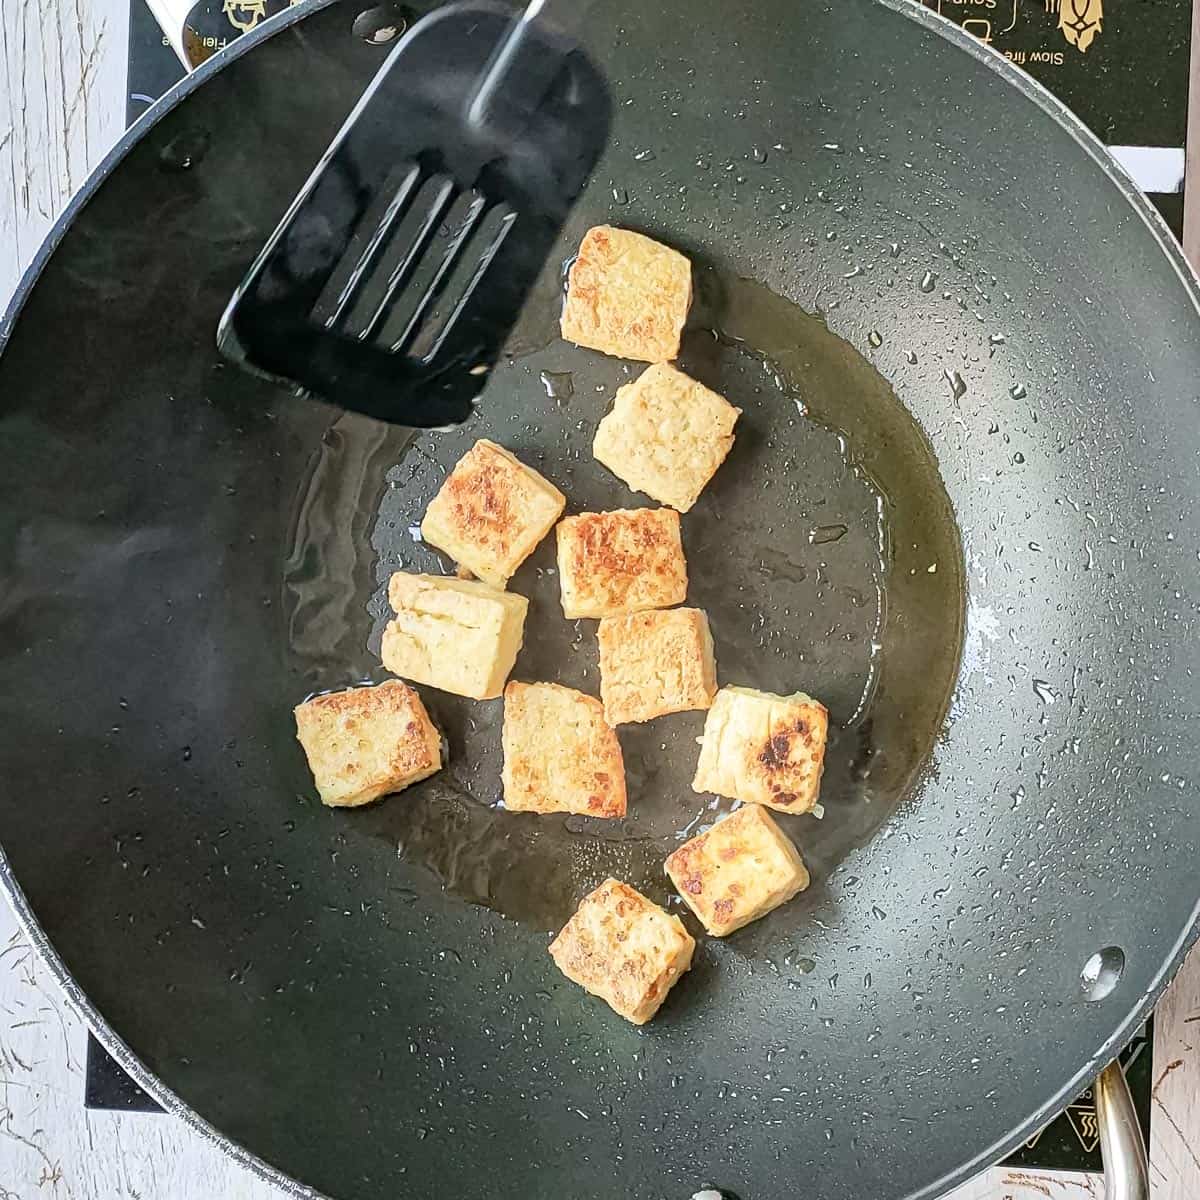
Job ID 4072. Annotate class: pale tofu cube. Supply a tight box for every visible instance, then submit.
[592,363,739,512]
[598,607,717,725]
[560,226,692,362]
[665,805,809,936]
[692,686,828,814]
[501,682,626,818]
[549,878,695,1024]
[381,573,527,701]
[420,439,565,588]
[555,507,687,619]
[294,680,441,808]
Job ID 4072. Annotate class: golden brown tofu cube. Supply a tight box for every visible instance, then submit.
[560,226,692,362]
[294,680,441,808]
[665,805,809,936]
[598,608,717,725]
[501,682,626,818]
[420,439,565,588]
[692,686,829,814]
[592,363,740,512]
[549,878,695,1024]
[555,508,688,619]
[381,573,527,701]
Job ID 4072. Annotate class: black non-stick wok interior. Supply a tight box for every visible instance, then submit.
[0,2,1197,1199]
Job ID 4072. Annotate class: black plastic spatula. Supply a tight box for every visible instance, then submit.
[217,0,609,427]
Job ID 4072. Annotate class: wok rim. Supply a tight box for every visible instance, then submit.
[1,0,1197,1196]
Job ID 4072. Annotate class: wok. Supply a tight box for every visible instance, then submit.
[0,1,1197,1198]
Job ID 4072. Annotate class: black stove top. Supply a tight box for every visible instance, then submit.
[100,0,1177,1172]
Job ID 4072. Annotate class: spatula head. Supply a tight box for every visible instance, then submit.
[218,2,610,427]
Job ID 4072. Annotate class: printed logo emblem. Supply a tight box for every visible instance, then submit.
[1047,0,1103,52]
[223,0,267,32]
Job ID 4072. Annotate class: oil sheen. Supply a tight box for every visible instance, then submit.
[283,268,965,933]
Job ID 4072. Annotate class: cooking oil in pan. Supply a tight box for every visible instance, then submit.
[284,270,965,933]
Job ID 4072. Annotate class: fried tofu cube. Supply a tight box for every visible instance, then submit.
[381,573,527,701]
[598,608,717,725]
[501,682,626,818]
[592,363,739,513]
[665,805,809,936]
[294,680,441,808]
[692,686,829,814]
[560,226,692,362]
[420,439,565,588]
[549,878,695,1024]
[555,507,688,619]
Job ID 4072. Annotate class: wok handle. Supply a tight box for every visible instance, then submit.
[1095,1058,1149,1200]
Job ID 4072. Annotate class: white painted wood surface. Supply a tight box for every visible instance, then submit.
[0,2,1198,1197]
[0,0,127,307]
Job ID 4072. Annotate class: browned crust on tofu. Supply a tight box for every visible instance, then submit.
[555,508,688,619]
[751,705,829,812]
[664,805,809,936]
[420,439,565,588]
[560,226,692,363]
[293,680,441,808]
[501,682,627,818]
[692,687,829,814]
[598,607,717,725]
[548,878,695,1024]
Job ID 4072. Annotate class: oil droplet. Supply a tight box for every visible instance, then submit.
[1012,451,1025,465]
[751,146,768,164]
[1009,383,1028,400]
[823,143,844,155]
[539,371,575,407]
[611,186,629,205]
[904,350,918,365]
[944,370,967,401]
[889,242,901,258]
[920,271,937,293]
[867,330,883,349]
[989,333,1007,347]
[633,148,656,162]
[158,129,211,172]
[784,950,816,974]
[810,524,848,545]
[1032,679,1059,706]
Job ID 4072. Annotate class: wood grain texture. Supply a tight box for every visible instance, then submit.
[0,925,282,1197]
[0,0,125,307]
[1150,947,1200,1200]
[0,1,1197,1196]
[1184,0,1200,269]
